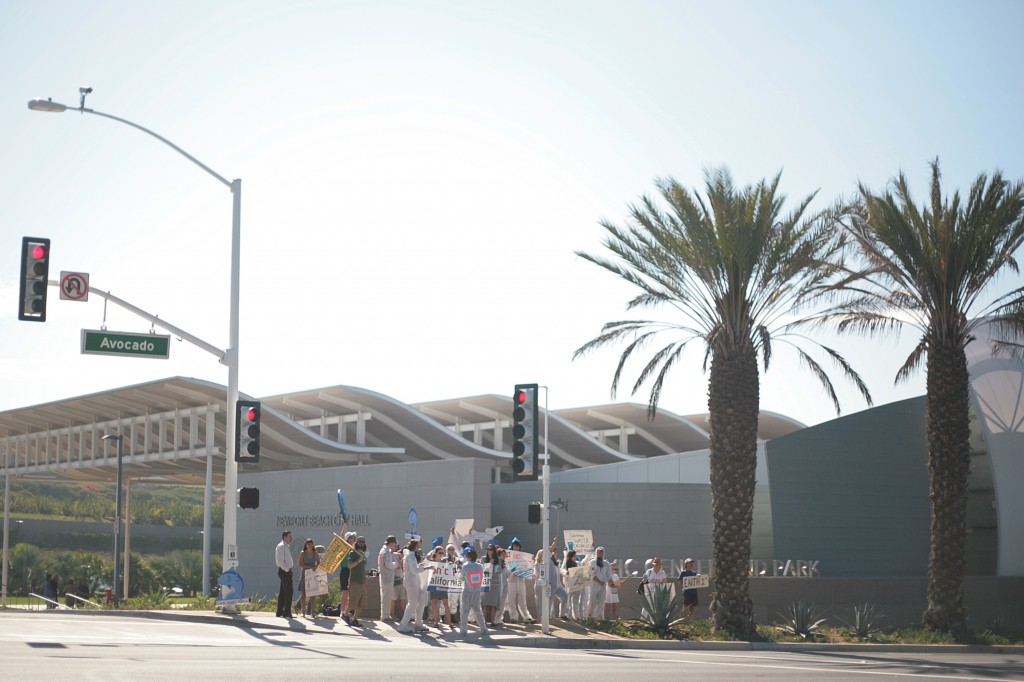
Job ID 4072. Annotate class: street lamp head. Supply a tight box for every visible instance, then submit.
[101,434,123,441]
[28,98,67,113]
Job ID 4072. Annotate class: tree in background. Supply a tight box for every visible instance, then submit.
[575,168,871,635]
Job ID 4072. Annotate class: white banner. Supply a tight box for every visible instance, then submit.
[426,562,492,593]
[304,568,330,597]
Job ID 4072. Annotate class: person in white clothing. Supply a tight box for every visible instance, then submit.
[274,530,294,618]
[587,546,613,619]
[505,538,535,624]
[398,539,433,633]
[640,557,668,620]
[378,535,401,621]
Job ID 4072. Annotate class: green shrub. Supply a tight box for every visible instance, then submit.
[838,602,885,640]
[777,601,826,639]
[638,584,685,634]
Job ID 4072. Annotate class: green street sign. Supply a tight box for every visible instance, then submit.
[81,329,170,359]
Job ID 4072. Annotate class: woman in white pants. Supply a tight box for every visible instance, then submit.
[398,539,432,633]
[506,538,534,624]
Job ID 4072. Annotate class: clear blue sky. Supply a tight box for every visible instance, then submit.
[2,0,1023,427]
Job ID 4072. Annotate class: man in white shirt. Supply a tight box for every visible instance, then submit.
[587,546,613,619]
[378,535,401,621]
[275,530,294,618]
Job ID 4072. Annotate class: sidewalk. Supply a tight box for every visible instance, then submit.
[30,607,1024,654]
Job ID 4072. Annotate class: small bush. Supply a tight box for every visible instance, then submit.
[638,584,685,634]
[838,602,885,640]
[777,601,826,639]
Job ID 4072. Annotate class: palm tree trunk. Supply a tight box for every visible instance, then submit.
[922,338,971,635]
[707,346,759,636]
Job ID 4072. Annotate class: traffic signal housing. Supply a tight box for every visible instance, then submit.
[235,400,261,463]
[18,237,50,321]
[238,487,260,509]
[511,383,539,481]
[528,502,542,525]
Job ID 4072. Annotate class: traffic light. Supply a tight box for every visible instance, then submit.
[235,400,261,463]
[511,383,539,481]
[18,237,50,322]
[528,502,542,525]
[238,487,260,509]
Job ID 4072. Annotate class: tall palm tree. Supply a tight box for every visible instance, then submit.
[834,160,1024,635]
[574,168,871,636]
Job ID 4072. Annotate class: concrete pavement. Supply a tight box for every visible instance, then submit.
[22,607,1023,654]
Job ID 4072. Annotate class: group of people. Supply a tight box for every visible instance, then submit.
[638,556,700,620]
[274,529,700,632]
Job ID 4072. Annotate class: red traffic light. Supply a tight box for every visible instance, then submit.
[515,390,527,404]
[32,244,47,260]
[247,407,257,421]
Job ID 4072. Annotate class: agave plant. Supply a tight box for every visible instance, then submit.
[638,584,685,634]
[777,601,826,639]
[838,602,885,640]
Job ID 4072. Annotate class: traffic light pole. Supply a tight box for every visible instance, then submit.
[540,385,551,635]
[28,94,243,608]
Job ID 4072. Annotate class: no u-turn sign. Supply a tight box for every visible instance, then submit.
[59,271,89,301]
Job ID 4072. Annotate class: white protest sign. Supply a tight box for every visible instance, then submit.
[681,574,710,590]
[563,530,594,557]
[454,519,474,536]
[565,564,593,593]
[304,568,330,597]
[506,549,535,578]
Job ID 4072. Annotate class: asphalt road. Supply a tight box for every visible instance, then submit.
[2,611,1022,681]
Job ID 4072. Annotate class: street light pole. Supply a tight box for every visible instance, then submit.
[28,93,242,583]
[101,434,124,606]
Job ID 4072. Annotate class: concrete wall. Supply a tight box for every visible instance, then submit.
[237,457,492,599]
[765,398,932,577]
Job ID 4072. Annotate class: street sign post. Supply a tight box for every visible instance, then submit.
[81,329,171,359]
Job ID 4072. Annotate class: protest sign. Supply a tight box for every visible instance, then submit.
[454,518,474,536]
[506,549,535,578]
[320,533,353,574]
[426,561,462,593]
[681,574,710,590]
[304,568,330,597]
[563,530,594,558]
[565,564,593,593]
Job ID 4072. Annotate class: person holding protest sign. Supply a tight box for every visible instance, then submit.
[563,549,585,620]
[588,546,613,620]
[677,557,699,620]
[445,544,463,625]
[343,536,369,626]
[338,531,357,616]
[298,538,320,618]
[427,544,455,629]
[481,544,506,626]
[398,538,433,633]
[506,538,535,624]
[378,535,402,621]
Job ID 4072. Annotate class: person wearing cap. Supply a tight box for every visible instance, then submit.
[343,536,369,626]
[678,558,699,620]
[378,535,401,621]
[505,537,535,624]
[587,546,613,619]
